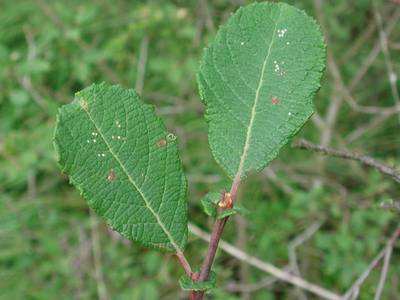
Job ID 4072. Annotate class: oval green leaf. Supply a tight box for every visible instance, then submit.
[54,83,188,252]
[198,2,326,179]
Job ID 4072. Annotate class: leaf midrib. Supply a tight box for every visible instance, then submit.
[234,8,281,179]
[81,105,181,252]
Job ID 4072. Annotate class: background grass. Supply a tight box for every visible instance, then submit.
[0,0,399,299]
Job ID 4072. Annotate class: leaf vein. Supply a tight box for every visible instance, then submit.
[82,106,182,252]
[234,8,282,178]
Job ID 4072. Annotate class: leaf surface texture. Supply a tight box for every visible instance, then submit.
[54,83,188,252]
[199,2,326,179]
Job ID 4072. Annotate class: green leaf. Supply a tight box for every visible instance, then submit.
[54,83,188,252]
[217,204,249,219]
[198,2,326,179]
[200,192,221,217]
[201,192,249,219]
[179,270,217,291]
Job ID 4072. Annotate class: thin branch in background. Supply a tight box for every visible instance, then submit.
[312,0,352,190]
[90,212,109,300]
[187,174,221,184]
[19,27,46,109]
[328,44,400,116]
[313,0,343,148]
[321,92,342,147]
[23,26,37,61]
[373,3,400,124]
[73,225,91,299]
[293,139,400,184]
[135,35,149,95]
[156,105,186,115]
[144,91,187,105]
[17,77,46,109]
[288,222,324,300]
[345,113,390,144]
[339,16,376,64]
[234,214,250,300]
[27,171,37,200]
[374,241,395,300]
[342,227,400,300]
[199,0,214,33]
[192,15,204,48]
[263,168,294,195]
[225,273,286,293]
[188,223,342,300]
[389,41,400,49]
[311,112,326,130]
[379,199,400,212]
[348,6,400,91]
[192,0,215,47]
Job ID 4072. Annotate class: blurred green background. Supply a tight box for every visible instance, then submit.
[1,0,399,299]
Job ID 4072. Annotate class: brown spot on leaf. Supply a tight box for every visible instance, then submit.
[271,96,279,105]
[107,169,117,181]
[157,139,167,147]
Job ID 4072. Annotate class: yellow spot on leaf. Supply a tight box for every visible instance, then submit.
[80,99,88,111]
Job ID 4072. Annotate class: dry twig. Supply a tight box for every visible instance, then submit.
[342,227,400,299]
[374,242,394,300]
[135,36,149,95]
[348,6,400,91]
[189,223,342,300]
[293,139,400,184]
[373,4,400,124]
[90,212,109,300]
[288,222,324,300]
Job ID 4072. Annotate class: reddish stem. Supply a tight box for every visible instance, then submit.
[176,251,193,277]
[191,175,242,299]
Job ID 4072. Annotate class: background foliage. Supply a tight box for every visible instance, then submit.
[0,0,399,299]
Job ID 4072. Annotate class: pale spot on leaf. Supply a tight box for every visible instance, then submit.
[80,99,88,111]
[107,169,117,181]
[167,133,176,141]
[55,83,188,251]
